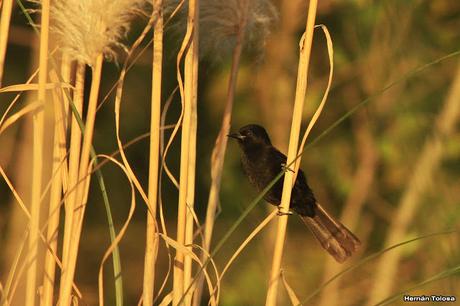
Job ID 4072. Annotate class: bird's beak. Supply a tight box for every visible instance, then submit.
[227,132,244,141]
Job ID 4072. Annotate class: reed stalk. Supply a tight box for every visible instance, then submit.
[143,1,163,305]
[26,0,50,304]
[59,54,104,306]
[173,0,199,303]
[41,62,71,306]
[265,1,317,305]
[194,2,249,305]
[183,3,200,303]
[59,61,84,305]
[0,0,13,86]
[183,99,197,305]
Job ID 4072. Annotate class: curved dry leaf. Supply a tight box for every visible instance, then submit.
[296,24,334,172]
[281,270,301,306]
[158,292,173,306]
[0,82,73,93]
[0,102,41,135]
[159,234,218,306]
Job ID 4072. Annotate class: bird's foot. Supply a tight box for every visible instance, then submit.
[277,208,293,216]
[281,163,295,173]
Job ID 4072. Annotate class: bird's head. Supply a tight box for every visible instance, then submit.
[227,124,272,149]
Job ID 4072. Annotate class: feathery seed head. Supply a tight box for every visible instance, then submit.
[168,0,277,58]
[50,0,149,66]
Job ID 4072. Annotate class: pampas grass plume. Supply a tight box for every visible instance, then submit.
[168,0,277,58]
[200,0,276,53]
[50,0,148,65]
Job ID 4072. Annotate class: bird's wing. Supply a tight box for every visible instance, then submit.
[269,147,316,215]
[269,147,308,184]
[268,147,287,174]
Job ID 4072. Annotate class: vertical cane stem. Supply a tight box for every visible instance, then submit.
[265,1,317,305]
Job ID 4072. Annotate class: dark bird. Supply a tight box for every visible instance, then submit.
[228,124,360,262]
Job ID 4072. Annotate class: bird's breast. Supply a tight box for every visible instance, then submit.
[241,151,279,192]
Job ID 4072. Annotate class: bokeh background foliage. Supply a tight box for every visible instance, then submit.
[0,0,459,305]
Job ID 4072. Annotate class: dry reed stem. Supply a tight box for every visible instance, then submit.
[265,1,317,305]
[0,166,83,301]
[57,55,72,195]
[60,54,72,122]
[143,1,163,305]
[366,61,460,305]
[109,12,162,305]
[296,26,336,305]
[152,88,179,305]
[183,114,198,303]
[160,235,218,306]
[59,54,104,306]
[172,14,195,304]
[173,0,199,303]
[280,271,300,306]
[26,0,50,303]
[0,0,13,86]
[60,61,84,304]
[61,62,83,239]
[41,66,70,306]
[183,5,200,303]
[194,2,249,305]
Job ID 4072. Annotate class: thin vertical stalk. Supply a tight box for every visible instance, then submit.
[183,0,200,301]
[194,3,248,304]
[60,61,85,304]
[265,1,317,305]
[143,1,163,305]
[26,0,50,304]
[59,54,104,306]
[173,0,199,304]
[60,54,72,127]
[41,66,69,306]
[183,102,197,305]
[0,0,13,86]
[183,32,199,300]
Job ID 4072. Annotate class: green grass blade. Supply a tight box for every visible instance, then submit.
[91,152,124,306]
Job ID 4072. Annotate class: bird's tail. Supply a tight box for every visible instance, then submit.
[300,203,361,263]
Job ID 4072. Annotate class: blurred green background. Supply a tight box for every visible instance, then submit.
[1,0,459,305]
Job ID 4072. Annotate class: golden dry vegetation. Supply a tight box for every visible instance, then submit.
[0,0,459,305]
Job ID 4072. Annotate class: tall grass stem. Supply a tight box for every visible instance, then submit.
[26,0,50,304]
[143,1,164,305]
[265,1,317,305]
[173,0,199,304]
[0,0,13,86]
